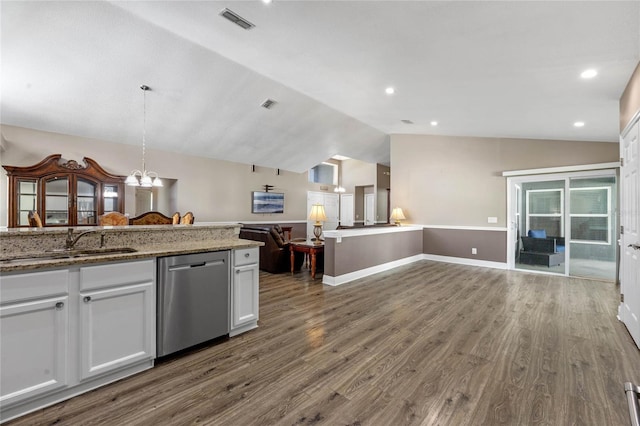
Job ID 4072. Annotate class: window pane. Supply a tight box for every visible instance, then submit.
[529,217,561,236]
[104,198,117,212]
[19,181,37,194]
[571,217,608,242]
[77,180,96,197]
[19,211,29,226]
[529,191,561,214]
[19,195,37,212]
[46,178,68,195]
[309,163,337,185]
[78,211,97,225]
[45,210,68,225]
[570,189,608,215]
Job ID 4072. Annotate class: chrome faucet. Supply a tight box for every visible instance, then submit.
[65,228,105,250]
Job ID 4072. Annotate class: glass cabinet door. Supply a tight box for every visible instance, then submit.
[45,177,69,226]
[103,184,120,213]
[77,178,98,225]
[17,179,38,226]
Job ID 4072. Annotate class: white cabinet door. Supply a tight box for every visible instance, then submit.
[78,260,155,381]
[231,264,259,331]
[78,281,155,381]
[0,296,69,406]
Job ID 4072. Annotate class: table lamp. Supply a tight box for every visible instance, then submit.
[308,204,327,242]
[390,207,406,226]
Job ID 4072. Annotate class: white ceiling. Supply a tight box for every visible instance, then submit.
[2,1,639,173]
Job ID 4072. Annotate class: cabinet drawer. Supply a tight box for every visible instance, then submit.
[234,248,258,266]
[0,269,69,305]
[80,259,154,291]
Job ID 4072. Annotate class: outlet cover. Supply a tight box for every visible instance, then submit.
[472,248,477,255]
[488,217,498,223]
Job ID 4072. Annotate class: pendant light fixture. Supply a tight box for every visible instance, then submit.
[125,85,162,188]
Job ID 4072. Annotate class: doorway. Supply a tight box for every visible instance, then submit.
[364,193,375,225]
[508,169,617,280]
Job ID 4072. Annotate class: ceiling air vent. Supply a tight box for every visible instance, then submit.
[261,99,277,109]
[401,119,414,124]
[220,8,255,30]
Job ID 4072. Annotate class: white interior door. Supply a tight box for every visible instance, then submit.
[364,193,375,225]
[323,193,339,231]
[307,191,339,239]
[340,194,354,227]
[620,119,640,349]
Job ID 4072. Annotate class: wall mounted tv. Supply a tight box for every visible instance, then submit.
[251,191,284,214]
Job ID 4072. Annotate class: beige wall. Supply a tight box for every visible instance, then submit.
[620,61,640,132]
[390,134,619,227]
[0,125,333,227]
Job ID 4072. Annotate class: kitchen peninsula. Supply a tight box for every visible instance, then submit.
[0,224,262,423]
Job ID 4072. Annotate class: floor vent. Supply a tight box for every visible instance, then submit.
[220,8,255,30]
[261,99,277,109]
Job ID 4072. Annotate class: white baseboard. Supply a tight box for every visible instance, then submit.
[322,253,508,286]
[422,254,508,270]
[322,254,424,286]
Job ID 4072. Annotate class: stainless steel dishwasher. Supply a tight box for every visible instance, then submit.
[157,250,229,357]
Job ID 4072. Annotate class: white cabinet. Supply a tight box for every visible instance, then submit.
[78,260,155,381]
[230,248,259,336]
[0,260,155,423]
[0,270,69,408]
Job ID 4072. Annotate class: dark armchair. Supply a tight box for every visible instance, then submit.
[239,225,304,273]
[520,229,565,267]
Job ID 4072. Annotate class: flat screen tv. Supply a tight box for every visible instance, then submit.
[251,191,284,214]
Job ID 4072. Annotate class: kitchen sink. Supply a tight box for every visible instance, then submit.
[1,247,138,263]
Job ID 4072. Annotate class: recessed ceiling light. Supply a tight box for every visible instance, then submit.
[574,121,585,127]
[581,69,598,79]
[262,0,272,4]
[430,121,438,126]
[385,87,395,95]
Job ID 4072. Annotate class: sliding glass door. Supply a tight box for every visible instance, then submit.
[569,177,617,280]
[516,180,565,274]
[509,170,617,280]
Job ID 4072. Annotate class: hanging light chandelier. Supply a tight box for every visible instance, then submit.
[125,84,162,187]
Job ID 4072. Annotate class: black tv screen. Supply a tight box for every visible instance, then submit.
[252,191,284,214]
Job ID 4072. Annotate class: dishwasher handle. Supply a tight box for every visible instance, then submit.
[168,259,224,272]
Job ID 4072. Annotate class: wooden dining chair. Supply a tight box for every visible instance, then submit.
[99,211,128,226]
[28,211,43,227]
[180,211,194,225]
[129,211,173,225]
[172,212,180,225]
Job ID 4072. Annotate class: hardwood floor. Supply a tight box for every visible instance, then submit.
[7,261,640,425]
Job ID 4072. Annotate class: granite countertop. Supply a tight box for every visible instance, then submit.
[0,239,263,273]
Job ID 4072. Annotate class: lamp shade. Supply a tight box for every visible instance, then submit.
[390,207,406,222]
[308,204,327,223]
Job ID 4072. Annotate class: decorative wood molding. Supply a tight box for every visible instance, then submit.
[60,159,85,170]
[3,154,124,181]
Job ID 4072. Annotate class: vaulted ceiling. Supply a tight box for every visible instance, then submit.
[2,1,639,173]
